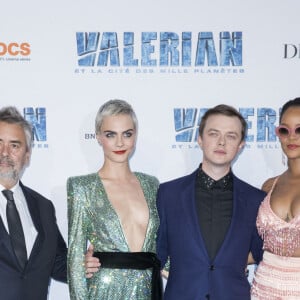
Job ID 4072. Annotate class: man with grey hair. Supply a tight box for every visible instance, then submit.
[0,106,67,300]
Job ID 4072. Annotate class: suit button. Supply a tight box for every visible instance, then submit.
[210,265,215,271]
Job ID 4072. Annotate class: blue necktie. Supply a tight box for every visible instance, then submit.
[2,189,27,269]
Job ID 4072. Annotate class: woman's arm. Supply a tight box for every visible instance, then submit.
[67,177,88,300]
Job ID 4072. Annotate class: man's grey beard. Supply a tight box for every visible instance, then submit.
[0,169,19,181]
[0,157,20,182]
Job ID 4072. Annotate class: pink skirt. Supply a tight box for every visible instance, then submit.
[251,251,300,300]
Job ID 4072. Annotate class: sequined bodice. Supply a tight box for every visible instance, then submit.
[67,172,159,300]
[256,178,300,256]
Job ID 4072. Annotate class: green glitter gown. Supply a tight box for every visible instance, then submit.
[67,172,159,300]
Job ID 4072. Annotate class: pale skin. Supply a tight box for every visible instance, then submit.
[0,121,30,189]
[85,113,246,276]
[85,114,150,277]
[248,106,300,264]
[198,114,245,179]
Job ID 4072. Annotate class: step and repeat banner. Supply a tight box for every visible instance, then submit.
[1,0,300,298]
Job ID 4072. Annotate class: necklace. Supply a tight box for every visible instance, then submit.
[284,213,292,222]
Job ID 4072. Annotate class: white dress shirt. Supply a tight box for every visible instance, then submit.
[0,182,38,257]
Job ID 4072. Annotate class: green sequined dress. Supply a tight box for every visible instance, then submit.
[67,172,159,300]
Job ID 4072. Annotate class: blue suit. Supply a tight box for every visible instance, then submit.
[0,182,67,300]
[157,170,265,300]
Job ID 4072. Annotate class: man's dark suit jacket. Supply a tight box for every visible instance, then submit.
[0,182,67,300]
[157,170,266,300]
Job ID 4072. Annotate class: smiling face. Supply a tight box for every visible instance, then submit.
[278,106,300,160]
[0,121,30,188]
[198,114,244,172]
[97,114,136,165]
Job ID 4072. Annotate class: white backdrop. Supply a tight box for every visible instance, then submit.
[1,1,300,298]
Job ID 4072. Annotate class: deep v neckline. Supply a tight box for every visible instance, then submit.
[96,172,150,252]
[267,177,300,225]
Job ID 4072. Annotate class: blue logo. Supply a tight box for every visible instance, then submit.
[76,31,242,67]
[23,107,47,148]
[174,107,279,145]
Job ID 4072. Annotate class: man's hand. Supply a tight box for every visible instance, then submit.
[85,244,101,278]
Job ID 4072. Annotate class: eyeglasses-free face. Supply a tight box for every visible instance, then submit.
[275,125,300,139]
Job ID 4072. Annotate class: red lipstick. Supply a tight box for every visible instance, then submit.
[113,150,126,155]
[287,144,299,150]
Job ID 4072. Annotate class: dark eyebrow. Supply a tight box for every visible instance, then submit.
[207,129,239,135]
[103,129,134,134]
[281,122,300,127]
[11,140,22,144]
[0,139,22,144]
[103,130,116,134]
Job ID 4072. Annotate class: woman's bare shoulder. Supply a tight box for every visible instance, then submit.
[261,176,278,193]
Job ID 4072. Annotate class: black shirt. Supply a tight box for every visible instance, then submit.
[195,165,233,261]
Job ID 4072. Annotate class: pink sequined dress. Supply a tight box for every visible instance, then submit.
[251,177,300,300]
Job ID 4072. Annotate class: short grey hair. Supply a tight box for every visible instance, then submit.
[95,99,138,134]
[0,106,33,151]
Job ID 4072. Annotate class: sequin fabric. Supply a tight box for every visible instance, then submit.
[251,177,300,299]
[67,172,159,300]
[197,166,233,190]
[251,252,300,299]
[256,177,300,257]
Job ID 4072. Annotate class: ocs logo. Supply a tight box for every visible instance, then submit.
[23,107,47,142]
[0,42,31,56]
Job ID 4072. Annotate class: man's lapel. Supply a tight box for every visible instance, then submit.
[214,175,247,261]
[181,170,210,259]
[20,182,45,262]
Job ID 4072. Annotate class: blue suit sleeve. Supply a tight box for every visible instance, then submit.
[250,222,263,263]
[49,202,68,282]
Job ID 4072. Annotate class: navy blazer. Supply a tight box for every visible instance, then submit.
[0,182,67,300]
[157,170,266,300]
